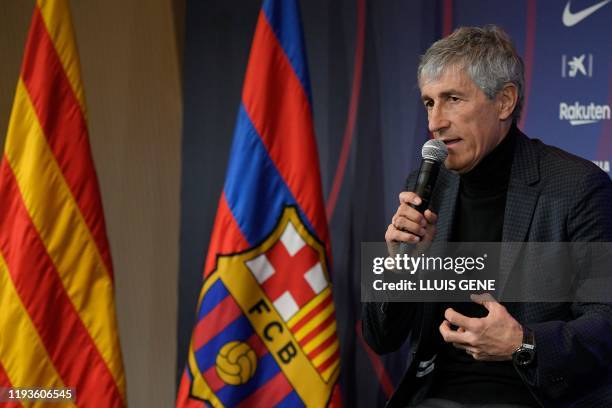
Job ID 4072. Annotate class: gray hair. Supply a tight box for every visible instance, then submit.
[418,25,525,122]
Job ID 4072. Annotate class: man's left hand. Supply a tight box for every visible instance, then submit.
[439,293,523,361]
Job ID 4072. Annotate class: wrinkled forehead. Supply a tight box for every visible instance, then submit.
[419,64,474,94]
[419,63,470,88]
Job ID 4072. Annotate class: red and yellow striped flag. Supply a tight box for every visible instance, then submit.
[0,1,126,406]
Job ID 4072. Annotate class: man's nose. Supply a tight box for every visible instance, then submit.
[428,105,450,134]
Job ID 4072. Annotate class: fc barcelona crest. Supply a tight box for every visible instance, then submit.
[187,207,340,407]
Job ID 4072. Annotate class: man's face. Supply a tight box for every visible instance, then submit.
[420,67,507,174]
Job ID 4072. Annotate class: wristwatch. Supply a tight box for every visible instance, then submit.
[513,326,536,367]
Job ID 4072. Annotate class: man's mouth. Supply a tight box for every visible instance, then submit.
[442,138,461,147]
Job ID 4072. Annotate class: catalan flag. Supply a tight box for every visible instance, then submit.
[0,1,126,407]
[177,0,341,406]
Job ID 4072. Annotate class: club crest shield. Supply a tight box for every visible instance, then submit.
[187,207,340,407]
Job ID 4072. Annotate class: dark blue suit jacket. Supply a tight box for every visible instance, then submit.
[362,129,612,407]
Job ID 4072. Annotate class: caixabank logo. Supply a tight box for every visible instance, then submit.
[187,207,340,407]
[559,101,611,125]
[561,54,594,78]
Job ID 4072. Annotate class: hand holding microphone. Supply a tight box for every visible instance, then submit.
[385,140,448,256]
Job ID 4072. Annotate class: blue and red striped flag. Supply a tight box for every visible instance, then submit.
[176,0,341,407]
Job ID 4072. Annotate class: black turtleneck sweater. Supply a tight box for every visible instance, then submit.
[428,126,539,406]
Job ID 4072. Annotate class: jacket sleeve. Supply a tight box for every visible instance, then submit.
[361,171,424,354]
[361,302,423,354]
[517,169,612,405]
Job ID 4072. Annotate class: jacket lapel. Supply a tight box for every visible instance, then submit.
[431,167,459,243]
[498,132,541,294]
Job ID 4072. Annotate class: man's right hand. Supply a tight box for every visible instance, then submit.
[385,192,438,257]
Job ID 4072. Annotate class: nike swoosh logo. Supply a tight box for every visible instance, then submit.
[563,0,612,27]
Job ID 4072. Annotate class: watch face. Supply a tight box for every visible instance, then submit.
[515,348,535,366]
[517,351,531,363]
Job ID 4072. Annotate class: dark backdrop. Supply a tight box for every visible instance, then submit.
[177,1,612,406]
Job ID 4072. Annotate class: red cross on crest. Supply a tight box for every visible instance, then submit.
[245,220,328,322]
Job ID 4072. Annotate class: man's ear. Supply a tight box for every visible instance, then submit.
[497,83,519,121]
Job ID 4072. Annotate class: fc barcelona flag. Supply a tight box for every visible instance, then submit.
[177,0,341,407]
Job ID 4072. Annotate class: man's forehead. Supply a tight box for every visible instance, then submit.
[419,66,474,95]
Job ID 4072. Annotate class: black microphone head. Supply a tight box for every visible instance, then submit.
[421,139,448,163]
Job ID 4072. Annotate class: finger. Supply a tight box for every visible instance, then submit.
[386,225,421,243]
[444,308,481,331]
[385,237,401,257]
[439,320,470,344]
[394,216,426,236]
[452,343,476,356]
[439,320,452,338]
[470,293,498,311]
[399,192,422,207]
[396,203,427,227]
[451,341,471,350]
[465,347,481,360]
[423,209,438,225]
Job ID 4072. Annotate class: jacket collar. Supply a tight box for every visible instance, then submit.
[498,129,541,292]
[432,128,542,292]
[434,128,541,239]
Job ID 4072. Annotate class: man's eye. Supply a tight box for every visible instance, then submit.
[424,101,433,109]
[449,96,460,102]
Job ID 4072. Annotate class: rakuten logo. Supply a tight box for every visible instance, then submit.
[559,102,611,125]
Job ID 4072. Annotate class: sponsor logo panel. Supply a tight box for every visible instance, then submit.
[559,101,611,125]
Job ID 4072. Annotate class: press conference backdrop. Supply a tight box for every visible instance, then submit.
[0,0,608,407]
[178,1,611,406]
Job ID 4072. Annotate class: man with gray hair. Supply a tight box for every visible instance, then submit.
[363,26,612,407]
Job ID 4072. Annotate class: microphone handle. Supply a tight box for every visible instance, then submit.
[409,158,440,213]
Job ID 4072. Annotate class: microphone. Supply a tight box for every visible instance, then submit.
[409,139,448,213]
